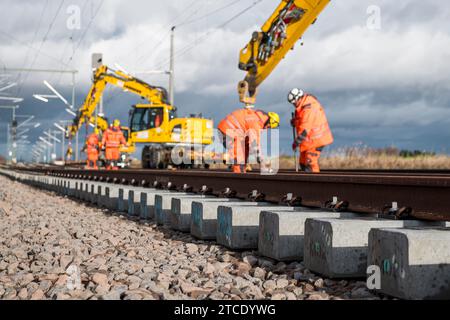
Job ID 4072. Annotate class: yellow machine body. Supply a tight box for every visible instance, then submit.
[130,104,213,146]
[238,0,330,104]
[67,64,212,168]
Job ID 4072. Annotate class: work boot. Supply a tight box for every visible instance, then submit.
[232,165,247,174]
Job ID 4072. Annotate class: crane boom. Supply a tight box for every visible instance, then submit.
[68,64,169,136]
[238,0,330,105]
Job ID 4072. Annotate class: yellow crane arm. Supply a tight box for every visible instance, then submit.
[68,65,169,137]
[238,0,330,105]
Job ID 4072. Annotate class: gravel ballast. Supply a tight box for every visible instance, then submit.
[0,175,380,300]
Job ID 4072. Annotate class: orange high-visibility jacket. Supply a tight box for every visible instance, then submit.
[218,108,270,164]
[218,108,269,138]
[86,134,100,153]
[294,95,333,152]
[102,127,127,149]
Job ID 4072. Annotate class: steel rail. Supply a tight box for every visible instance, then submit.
[13,165,450,177]
[29,167,450,222]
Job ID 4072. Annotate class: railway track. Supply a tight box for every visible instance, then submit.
[14,166,450,221]
[17,164,450,176]
[2,166,450,300]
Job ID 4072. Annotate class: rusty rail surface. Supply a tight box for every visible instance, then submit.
[13,167,447,222]
[13,165,450,176]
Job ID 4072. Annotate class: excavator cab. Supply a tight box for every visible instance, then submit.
[129,104,176,133]
[129,103,179,143]
[129,103,213,169]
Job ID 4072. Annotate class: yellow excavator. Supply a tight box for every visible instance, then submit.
[238,0,330,105]
[67,64,213,169]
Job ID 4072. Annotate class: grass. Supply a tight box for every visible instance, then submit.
[280,146,450,170]
[280,154,450,170]
[130,146,450,170]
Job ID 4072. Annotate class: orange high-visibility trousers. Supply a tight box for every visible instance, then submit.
[86,161,98,170]
[300,149,322,173]
[222,132,248,173]
[105,148,120,170]
[102,127,126,170]
[85,133,100,169]
[105,148,120,161]
[86,151,99,170]
[87,150,99,160]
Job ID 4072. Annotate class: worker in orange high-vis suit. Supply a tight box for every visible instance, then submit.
[288,88,333,173]
[102,119,128,170]
[218,107,280,173]
[85,128,101,170]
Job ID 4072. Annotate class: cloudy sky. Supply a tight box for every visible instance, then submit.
[1,0,450,161]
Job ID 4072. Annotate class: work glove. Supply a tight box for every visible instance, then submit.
[292,142,298,151]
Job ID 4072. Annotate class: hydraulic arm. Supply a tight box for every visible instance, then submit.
[68,65,169,137]
[238,0,330,105]
[67,63,213,169]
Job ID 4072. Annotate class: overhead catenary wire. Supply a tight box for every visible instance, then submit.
[17,0,66,96]
[54,0,90,85]
[151,0,264,71]
[136,0,251,69]
[7,0,67,151]
[0,31,68,68]
[106,0,201,68]
[175,0,242,28]
[103,0,205,105]
[57,1,90,69]
[51,0,101,134]
[67,0,105,64]
[15,0,49,94]
[129,0,204,67]
[217,0,264,29]
[102,1,264,108]
[174,0,205,27]
[103,0,263,107]
[133,29,173,67]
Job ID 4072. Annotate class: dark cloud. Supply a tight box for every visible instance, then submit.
[1,0,450,161]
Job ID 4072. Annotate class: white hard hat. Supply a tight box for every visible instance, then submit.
[288,88,304,105]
